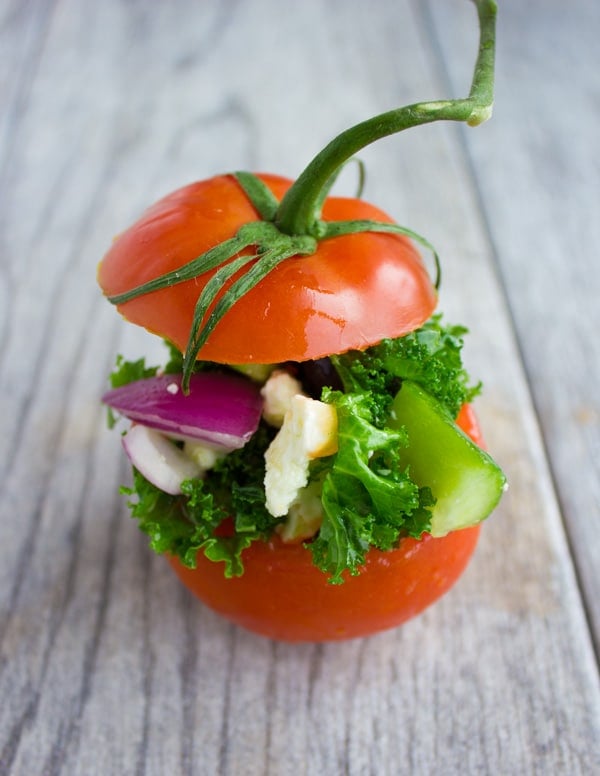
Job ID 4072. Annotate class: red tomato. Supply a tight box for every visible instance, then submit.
[99,172,477,640]
[456,403,485,448]
[168,407,482,642]
[97,174,437,364]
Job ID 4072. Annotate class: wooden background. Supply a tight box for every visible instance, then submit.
[1,0,599,773]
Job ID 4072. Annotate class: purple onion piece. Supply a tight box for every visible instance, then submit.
[103,372,263,449]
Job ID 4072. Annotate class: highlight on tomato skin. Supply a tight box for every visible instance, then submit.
[97,174,438,365]
[167,406,484,643]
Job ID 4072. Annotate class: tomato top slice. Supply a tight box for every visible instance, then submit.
[97,174,437,364]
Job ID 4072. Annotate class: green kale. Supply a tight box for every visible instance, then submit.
[331,315,480,422]
[109,341,189,386]
[208,423,280,538]
[162,341,185,374]
[109,354,159,388]
[330,352,398,428]
[309,390,433,583]
[120,423,280,576]
[121,470,258,577]
[120,471,222,569]
[111,315,481,582]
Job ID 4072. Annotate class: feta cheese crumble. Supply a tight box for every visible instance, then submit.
[264,394,337,518]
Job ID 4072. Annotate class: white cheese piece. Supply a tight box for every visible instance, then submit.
[264,395,337,517]
[277,480,324,543]
[260,369,305,427]
[183,440,228,470]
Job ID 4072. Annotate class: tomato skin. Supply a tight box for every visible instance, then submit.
[97,174,437,364]
[168,408,483,642]
[456,403,485,448]
[170,526,480,642]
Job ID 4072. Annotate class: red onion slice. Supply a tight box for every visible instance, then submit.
[103,372,263,449]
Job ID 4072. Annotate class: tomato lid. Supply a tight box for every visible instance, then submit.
[97,174,437,364]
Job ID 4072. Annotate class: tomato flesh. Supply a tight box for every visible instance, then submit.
[168,408,483,642]
[97,174,437,364]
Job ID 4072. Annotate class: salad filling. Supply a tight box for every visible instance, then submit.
[104,315,504,584]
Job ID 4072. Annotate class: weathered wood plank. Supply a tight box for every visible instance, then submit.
[430,0,600,651]
[0,1,598,774]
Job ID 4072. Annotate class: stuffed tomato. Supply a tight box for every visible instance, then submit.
[98,0,503,641]
[99,175,505,641]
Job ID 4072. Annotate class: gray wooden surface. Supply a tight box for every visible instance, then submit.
[1,1,599,774]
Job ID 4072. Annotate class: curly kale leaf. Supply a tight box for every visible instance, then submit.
[109,354,159,389]
[120,423,280,576]
[120,471,226,569]
[331,315,480,422]
[308,391,433,584]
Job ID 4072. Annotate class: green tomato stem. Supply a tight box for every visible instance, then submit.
[275,0,497,237]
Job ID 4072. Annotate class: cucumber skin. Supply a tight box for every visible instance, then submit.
[389,381,506,537]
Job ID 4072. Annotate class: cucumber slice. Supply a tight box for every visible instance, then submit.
[389,381,506,537]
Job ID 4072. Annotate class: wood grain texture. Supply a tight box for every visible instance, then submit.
[430,0,600,652]
[0,1,599,774]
